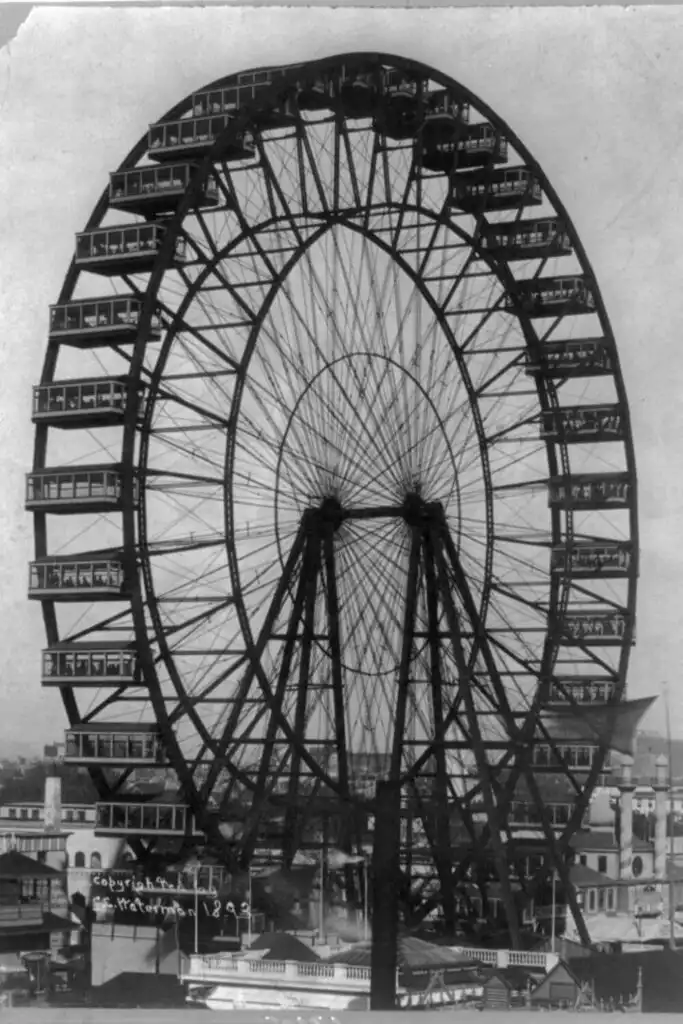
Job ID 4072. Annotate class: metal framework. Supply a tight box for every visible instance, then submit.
[29,53,638,946]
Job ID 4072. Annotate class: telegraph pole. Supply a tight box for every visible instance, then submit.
[663,682,676,949]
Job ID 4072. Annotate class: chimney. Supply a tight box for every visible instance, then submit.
[618,756,635,880]
[43,773,62,831]
[654,754,668,880]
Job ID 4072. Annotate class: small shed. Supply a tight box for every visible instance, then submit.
[482,967,536,1010]
[530,960,584,1009]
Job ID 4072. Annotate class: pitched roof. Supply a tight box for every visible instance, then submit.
[531,959,583,1000]
[571,831,652,852]
[566,912,683,946]
[92,972,186,1008]
[325,936,480,969]
[248,932,320,962]
[570,864,615,887]
[0,850,62,879]
[484,966,537,990]
[0,911,76,936]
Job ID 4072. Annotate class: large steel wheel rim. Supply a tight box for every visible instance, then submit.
[31,55,637,909]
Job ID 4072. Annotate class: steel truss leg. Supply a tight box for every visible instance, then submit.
[321,523,357,904]
[203,525,308,809]
[390,526,422,779]
[241,528,318,865]
[422,529,456,933]
[430,525,521,947]
[282,521,322,867]
[438,518,591,947]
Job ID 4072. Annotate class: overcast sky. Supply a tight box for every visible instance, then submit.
[1,4,683,753]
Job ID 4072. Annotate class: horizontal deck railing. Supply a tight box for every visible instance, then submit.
[182,953,372,989]
[449,946,559,971]
[183,945,558,991]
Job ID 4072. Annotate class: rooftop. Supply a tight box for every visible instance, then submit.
[570,864,615,887]
[0,850,63,879]
[248,932,320,963]
[571,831,652,852]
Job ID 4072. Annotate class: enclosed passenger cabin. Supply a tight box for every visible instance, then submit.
[536,697,651,780]
[25,465,133,515]
[64,724,164,766]
[41,641,138,687]
[417,122,508,174]
[109,163,220,217]
[547,472,632,511]
[531,742,609,773]
[192,69,297,129]
[508,800,575,829]
[382,67,421,106]
[148,115,255,163]
[296,71,334,112]
[128,864,231,895]
[531,704,617,773]
[26,465,133,515]
[29,552,126,601]
[48,296,161,348]
[510,276,596,318]
[373,68,422,140]
[525,338,614,379]
[337,65,379,118]
[450,167,543,213]
[541,404,624,444]
[480,218,573,261]
[423,89,470,141]
[550,541,633,578]
[545,677,617,705]
[94,802,202,837]
[32,377,132,429]
[559,609,629,645]
[74,223,186,276]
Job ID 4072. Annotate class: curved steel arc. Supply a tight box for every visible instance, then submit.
[32,53,637,895]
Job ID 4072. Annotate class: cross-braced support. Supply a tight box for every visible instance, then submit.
[208,494,592,947]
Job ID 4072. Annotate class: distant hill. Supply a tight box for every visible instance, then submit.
[612,731,683,783]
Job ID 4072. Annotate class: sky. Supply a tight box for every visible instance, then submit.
[2,3,683,754]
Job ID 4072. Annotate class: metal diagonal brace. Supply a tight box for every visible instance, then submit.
[431,525,521,947]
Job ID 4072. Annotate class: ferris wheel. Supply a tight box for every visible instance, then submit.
[28,53,638,943]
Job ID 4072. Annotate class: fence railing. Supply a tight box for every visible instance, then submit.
[450,946,559,971]
[183,946,557,990]
[183,954,372,988]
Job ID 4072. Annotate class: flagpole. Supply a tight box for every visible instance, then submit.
[363,857,369,942]
[194,865,199,956]
[319,848,325,942]
[248,866,253,947]
[663,681,676,951]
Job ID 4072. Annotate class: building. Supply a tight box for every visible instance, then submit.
[43,743,65,763]
[562,754,683,944]
[482,967,536,1009]
[0,777,124,902]
[528,961,585,1009]
[0,843,77,958]
[571,830,655,880]
[633,785,683,818]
